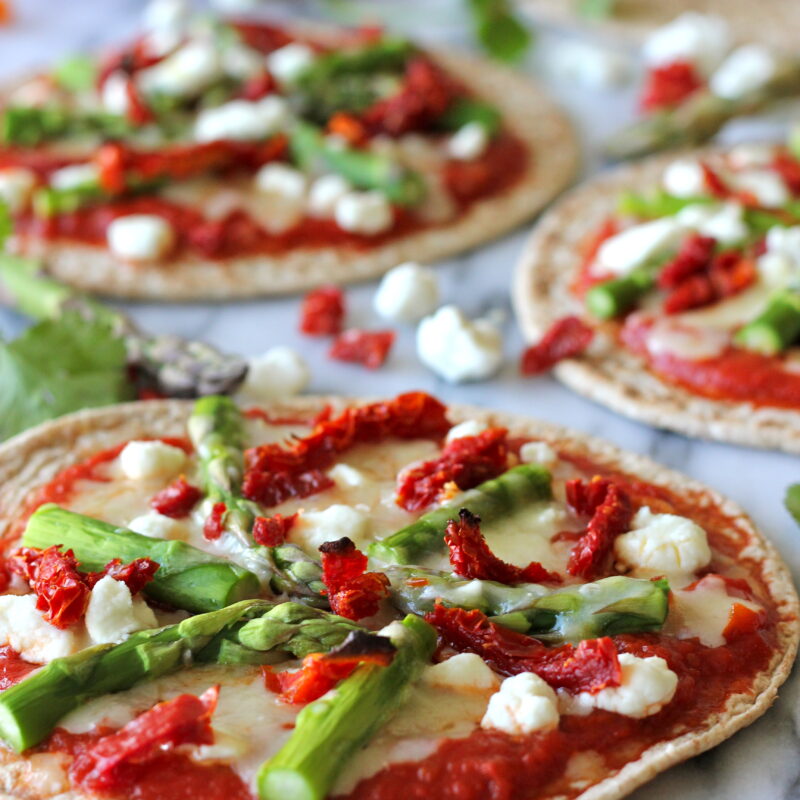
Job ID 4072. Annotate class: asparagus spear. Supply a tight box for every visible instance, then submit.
[490,576,670,643]
[369,464,553,565]
[607,57,800,161]
[257,614,436,800]
[438,97,501,135]
[585,255,671,319]
[0,599,369,751]
[22,504,260,613]
[734,290,800,355]
[290,120,425,207]
[1,106,133,147]
[0,255,248,397]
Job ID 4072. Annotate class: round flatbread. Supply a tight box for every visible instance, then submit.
[518,0,800,50]
[0,397,796,800]
[513,147,800,453]
[8,47,578,301]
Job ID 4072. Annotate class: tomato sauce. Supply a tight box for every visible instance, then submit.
[12,133,528,262]
[0,645,38,689]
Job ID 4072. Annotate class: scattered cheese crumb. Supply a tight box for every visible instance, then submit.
[85,575,158,645]
[710,44,777,100]
[373,262,440,323]
[50,163,99,191]
[328,464,367,488]
[308,174,352,218]
[127,512,189,541]
[237,346,310,404]
[267,43,315,86]
[482,672,559,734]
[107,214,176,262]
[119,440,186,481]
[335,191,393,236]
[195,96,290,142]
[662,159,706,198]
[255,162,307,204]
[642,12,731,76]
[519,441,558,468]
[0,594,83,663]
[447,122,489,161]
[293,504,372,551]
[423,653,499,692]
[445,419,488,443]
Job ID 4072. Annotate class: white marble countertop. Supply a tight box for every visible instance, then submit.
[1,2,798,798]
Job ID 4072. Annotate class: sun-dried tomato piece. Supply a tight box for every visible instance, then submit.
[299,285,346,336]
[8,546,91,629]
[252,513,298,546]
[657,234,717,290]
[395,428,509,512]
[100,558,160,595]
[319,537,390,620]
[203,502,227,541]
[663,273,716,314]
[566,477,633,580]
[520,316,594,376]
[640,61,703,111]
[244,393,450,508]
[150,476,202,518]
[71,686,219,792]
[700,162,731,198]
[327,111,368,146]
[445,509,561,584]
[239,71,275,101]
[723,603,765,642]
[772,152,800,196]
[329,329,395,370]
[426,604,621,693]
[263,632,396,705]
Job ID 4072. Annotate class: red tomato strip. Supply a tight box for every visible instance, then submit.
[99,558,160,595]
[657,234,717,289]
[203,502,227,541]
[565,477,633,580]
[640,61,703,111]
[252,513,298,546]
[329,329,395,369]
[520,317,594,376]
[243,392,450,507]
[150,476,202,518]
[299,285,346,336]
[723,603,766,642]
[71,686,219,792]
[426,604,621,693]
[395,428,508,512]
[445,508,561,584]
[320,537,390,620]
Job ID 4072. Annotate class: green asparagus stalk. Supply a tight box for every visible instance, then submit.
[734,290,800,355]
[585,255,670,319]
[438,97,501,135]
[0,254,248,397]
[257,614,436,800]
[490,576,670,643]
[1,106,133,147]
[290,120,425,207]
[369,464,553,565]
[22,504,260,613]
[0,599,372,752]
[606,57,800,161]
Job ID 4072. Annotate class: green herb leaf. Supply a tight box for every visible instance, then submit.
[577,0,618,19]
[53,55,98,92]
[466,0,533,63]
[0,312,134,441]
[785,484,800,525]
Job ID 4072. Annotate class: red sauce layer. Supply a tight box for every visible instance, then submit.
[13,133,527,262]
[621,316,800,410]
[0,645,38,689]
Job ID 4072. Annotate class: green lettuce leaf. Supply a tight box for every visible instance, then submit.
[0,312,134,441]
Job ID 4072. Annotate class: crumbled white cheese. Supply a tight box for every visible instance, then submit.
[416,305,503,383]
[662,159,706,198]
[758,225,800,287]
[50,163,99,191]
[237,346,310,404]
[642,12,731,76]
[222,44,266,81]
[293,504,373,551]
[119,440,186,481]
[307,174,352,218]
[447,122,489,161]
[423,653,499,692]
[255,162,307,204]
[85,576,158,646]
[595,218,684,276]
[445,419,488,444]
[728,143,776,169]
[482,672,559,735]
[374,262,440,323]
[731,170,790,208]
[138,40,222,98]
[644,318,730,361]
[267,43,315,86]
[335,191,393,236]
[519,441,558,469]
[127,512,189,540]
[614,506,711,575]
[328,464,367,489]
[549,39,631,88]
[142,0,188,33]
[710,44,777,100]
[195,96,290,142]
[0,167,36,212]
[560,654,677,718]
[0,594,83,663]
[107,214,176,262]
[101,71,132,116]
[676,202,749,244]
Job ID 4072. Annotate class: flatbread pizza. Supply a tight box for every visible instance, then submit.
[0,392,796,800]
[514,140,800,452]
[0,15,577,300]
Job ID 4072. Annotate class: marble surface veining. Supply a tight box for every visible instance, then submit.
[0,2,799,798]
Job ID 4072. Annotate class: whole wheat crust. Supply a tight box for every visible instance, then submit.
[0,398,796,799]
[512,146,800,454]
[10,47,578,301]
